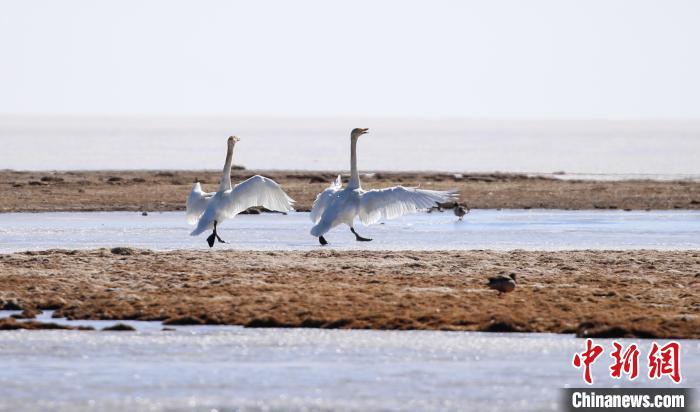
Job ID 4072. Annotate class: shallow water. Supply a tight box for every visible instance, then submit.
[0,310,697,412]
[0,210,699,253]
[2,116,700,179]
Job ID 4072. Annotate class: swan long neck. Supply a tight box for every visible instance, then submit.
[219,140,235,192]
[348,137,360,189]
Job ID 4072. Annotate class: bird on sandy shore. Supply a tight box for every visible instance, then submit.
[487,273,516,295]
[187,136,294,247]
[454,203,470,220]
[309,128,458,245]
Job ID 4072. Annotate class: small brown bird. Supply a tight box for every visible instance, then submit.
[454,203,470,220]
[487,273,516,295]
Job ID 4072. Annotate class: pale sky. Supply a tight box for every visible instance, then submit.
[1,0,699,118]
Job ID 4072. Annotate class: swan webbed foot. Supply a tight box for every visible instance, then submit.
[206,233,216,248]
[350,227,372,242]
[319,236,328,246]
[215,233,226,243]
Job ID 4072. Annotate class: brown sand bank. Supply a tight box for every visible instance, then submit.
[1,170,699,212]
[1,249,698,338]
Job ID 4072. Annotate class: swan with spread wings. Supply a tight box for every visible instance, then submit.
[187,136,294,247]
[310,128,457,245]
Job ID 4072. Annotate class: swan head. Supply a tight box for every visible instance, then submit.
[351,128,369,139]
[228,136,240,145]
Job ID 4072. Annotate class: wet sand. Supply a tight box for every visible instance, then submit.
[1,249,698,338]
[1,170,699,212]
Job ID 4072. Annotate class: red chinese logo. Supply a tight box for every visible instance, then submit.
[572,339,682,384]
[572,338,604,384]
[609,341,639,380]
[648,341,682,384]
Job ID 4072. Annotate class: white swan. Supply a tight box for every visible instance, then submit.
[187,136,294,247]
[309,128,458,245]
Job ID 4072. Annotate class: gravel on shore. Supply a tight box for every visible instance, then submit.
[1,249,697,338]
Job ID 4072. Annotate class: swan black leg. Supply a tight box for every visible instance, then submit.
[350,227,372,242]
[214,220,226,243]
[207,220,226,248]
[319,236,328,246]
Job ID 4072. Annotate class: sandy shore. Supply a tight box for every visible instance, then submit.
[1,249,697,338]
[1,170,699,212]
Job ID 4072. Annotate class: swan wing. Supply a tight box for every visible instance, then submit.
[310,175,342,223]
[218,175,295,218]
[186,182,215,225]
[358,186,458,225]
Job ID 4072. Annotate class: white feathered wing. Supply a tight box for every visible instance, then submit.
[309,175,342,224]
[191,175,294,235]
[358,187,457,225]
[218,175,295,217]
[186,182,215,225]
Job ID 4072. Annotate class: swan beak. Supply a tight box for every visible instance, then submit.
[360,128,369,135]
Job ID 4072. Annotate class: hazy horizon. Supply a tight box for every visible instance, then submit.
[2,2,698,175]
[2,115,698,175]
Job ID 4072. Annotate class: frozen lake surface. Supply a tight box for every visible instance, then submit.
[0,311,697,412]
[2,116,699,179]
[0,210,699,253]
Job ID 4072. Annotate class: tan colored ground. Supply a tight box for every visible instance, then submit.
[2,171,698,338]
[1,170,699,212]
[1,249,698,338]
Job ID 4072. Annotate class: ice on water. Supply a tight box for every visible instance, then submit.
[0,310,697,412]
[0,210,699,253]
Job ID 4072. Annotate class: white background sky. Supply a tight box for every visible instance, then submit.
[1,0,699,118]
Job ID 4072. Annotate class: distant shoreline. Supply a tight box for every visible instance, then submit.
[1,169,699,213]
[3,168,700,182]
